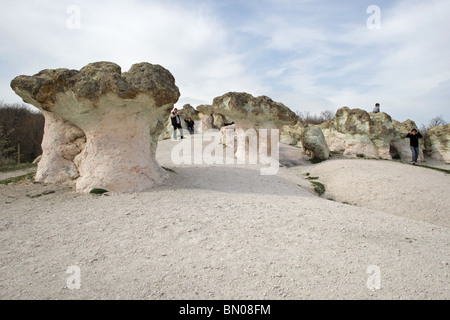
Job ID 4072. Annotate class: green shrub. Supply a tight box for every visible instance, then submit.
[90,188,109,195]
[310,181,326,196]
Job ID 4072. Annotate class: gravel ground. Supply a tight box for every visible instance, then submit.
[0,139,448,300]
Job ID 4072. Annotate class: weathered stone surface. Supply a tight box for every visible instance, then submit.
[35,110,85,184]
[211,92,298,127]
[281,121,330,160]
[425,124,450,163]
[11,61,180,192]
[320,107,423,160]
[392,119,425,161]
[209,92,298,162]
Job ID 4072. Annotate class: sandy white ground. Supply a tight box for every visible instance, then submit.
[0,136,448,299]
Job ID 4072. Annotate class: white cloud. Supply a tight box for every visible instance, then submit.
[0,0,448,125]
[0,0,266,107]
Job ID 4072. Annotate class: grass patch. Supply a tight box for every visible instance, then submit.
[306,176,319,180]
[309,158,325,164]
[351,157,450,174]
[162,166,176,173]
[356,153,365,158]
[413,164,450,174]
[310,181,326,196]
[0,163,36,173]
[90,188,109,195]
[0,172,36,185]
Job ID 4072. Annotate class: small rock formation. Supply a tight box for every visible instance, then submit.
[425,124,450,163]
[320,107,424,161]
[196,105,215,133]
[11,61,180,192]
[280,121,330,160]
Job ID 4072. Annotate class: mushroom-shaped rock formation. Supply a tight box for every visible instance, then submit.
[210,92,298,161]
[11,62,180,193]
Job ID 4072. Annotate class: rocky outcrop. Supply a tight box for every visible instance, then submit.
[320,107,425,161]
[11,61,180,192]
[425,124,450,163]
[211,92,327,162]
[280,121,330,160]
[391,119,425,161]
[160,92,330,161]
[211,93,298,126]
[209,92,298,162]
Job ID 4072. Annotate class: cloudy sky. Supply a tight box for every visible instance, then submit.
[0,0,449,126]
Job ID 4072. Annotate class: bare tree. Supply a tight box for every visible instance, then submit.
[0,102,44,164]
[319,110,336,122]
[297,109,336,125]
[428,115,447,127]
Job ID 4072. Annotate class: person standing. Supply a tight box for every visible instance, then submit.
[171,108,184,140]
[373,103,380,113]
[406,129,423,164]
[184,117,195,135]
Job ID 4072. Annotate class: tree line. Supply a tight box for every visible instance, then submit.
[0,102,44,165]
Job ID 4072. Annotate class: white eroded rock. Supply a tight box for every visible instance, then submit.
[11,61,180,192]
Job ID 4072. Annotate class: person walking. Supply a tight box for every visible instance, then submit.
[171,108,184,140]
[406,129,423,164]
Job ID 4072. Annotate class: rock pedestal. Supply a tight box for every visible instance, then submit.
[11,61,180,192]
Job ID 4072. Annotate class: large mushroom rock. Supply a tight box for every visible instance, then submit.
[320,107,398,159]
[425,124,450,163]
[11,61,180,193]
[210,92,298,161]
